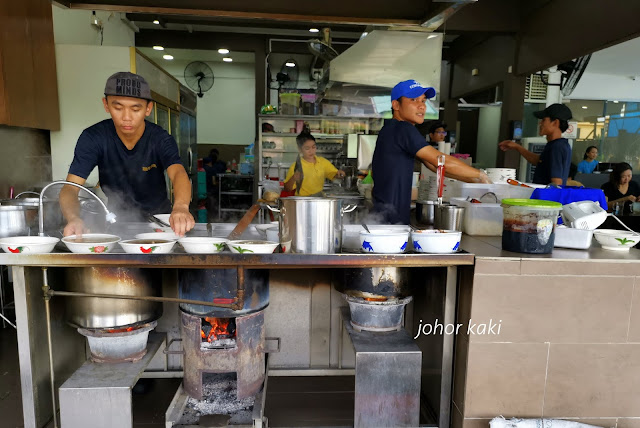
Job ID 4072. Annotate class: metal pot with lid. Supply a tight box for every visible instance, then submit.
[267,196,356,253]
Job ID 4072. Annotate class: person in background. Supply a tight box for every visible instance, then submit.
[577,145,599,174]
[428,121,447,147]
[283,132,345,196]
[566,163,584,187]
[208,149,227,177]
[499,104,572,186]
[60,72,195,236]
[262,122,275,133]
[372,80,490,224]
[601,162,640,212]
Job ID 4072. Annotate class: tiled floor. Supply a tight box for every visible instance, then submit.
[0,321,355,427]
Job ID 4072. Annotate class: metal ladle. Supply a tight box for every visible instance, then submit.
[362,223,371,233]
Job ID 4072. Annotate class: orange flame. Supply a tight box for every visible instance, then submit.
[106,326,135,333]
[200,317,233,342]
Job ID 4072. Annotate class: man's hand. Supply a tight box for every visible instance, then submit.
[293,171,302,181]
[63,217,86,237]
[170,205,195,236]
[334,170,346,179]
[498,140,518,152]
[625,195,637,202]
[474,170,492,184]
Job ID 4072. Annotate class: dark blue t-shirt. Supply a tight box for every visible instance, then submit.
[372,119,427,224]
[69,119,181,218]
[532,138,571,185]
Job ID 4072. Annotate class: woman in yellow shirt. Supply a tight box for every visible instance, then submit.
[284,132,345,196]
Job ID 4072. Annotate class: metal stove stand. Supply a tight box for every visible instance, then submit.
[341,307,422,428]
[58,333,164,428]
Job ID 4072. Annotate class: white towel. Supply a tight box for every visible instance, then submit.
[490,416,605,428]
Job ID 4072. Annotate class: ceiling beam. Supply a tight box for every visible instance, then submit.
[67,3,421,27]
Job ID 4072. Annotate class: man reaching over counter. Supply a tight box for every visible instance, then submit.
[371,80,490,224]
[60,72,195,236]
[498,103,572,186]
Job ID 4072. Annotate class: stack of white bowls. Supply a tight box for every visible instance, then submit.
[418,176,457,202]
[485,168,516,183]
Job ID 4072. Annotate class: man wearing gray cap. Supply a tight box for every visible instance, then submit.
[59,72,195,236]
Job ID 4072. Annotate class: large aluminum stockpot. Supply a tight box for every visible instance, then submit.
[0,205,30,237]
[1,197,63,232]
[267,197,356,254]
[63,267,163,328]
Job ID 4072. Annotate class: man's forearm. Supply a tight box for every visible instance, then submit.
[514,144,540,166]
[59,185,81,221]
[172,171,192,209]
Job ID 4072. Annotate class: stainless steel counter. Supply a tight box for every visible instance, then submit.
[461,234,640,261]
[0,250,474,268]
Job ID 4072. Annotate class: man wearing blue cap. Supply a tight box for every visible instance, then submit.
[371,80,490,224]
[59,72,195,236]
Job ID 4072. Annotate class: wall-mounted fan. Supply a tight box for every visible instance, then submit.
[278,59,299,89]
[308,28,338,62]
[536,54,592,97]
[559,55,591,97]
[184,61,214,98]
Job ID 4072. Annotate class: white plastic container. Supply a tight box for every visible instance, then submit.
[553,227,593,250]
[448,182,535,202]
[450,198,503,236]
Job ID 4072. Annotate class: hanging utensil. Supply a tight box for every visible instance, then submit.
[361,223,371,233]
[294,155,303,195]
[436,154,445,205]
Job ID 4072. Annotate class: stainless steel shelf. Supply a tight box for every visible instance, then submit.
[265,133,347,138]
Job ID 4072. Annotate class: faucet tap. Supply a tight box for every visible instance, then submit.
[39,181,116,236]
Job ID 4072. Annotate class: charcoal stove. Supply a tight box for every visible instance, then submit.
[178,268,268,400]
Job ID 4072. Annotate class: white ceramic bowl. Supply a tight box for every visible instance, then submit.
[359,229,410,253]
[119,238,176,254]
[0,236,59,254]
[343,225,410,252]
[254,222,279,238]
[135,232,180,241]
[210,223,237,237]
[411,230,462,253]
[593,229,640,251]
[62,234,121,254]
[178,237,228,254]
[265,226,279,243]
[227,240,279,254]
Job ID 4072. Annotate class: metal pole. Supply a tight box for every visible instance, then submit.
[42,267,59,428]
[46,289,238,309]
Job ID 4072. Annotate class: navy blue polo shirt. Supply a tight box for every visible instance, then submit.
[69,119,181,217]
[532,138,571,185]
[372,119,427,224]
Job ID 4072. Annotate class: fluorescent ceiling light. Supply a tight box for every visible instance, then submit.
[285,61,296,67]
[153,20,160,25]
[309,28,319,33]
[613,100,619,103]
[152,46,164,51]
[223,57,233,62]
[597,117,605,122]
[218,48,230,54]
[582,106,588,109]
[162,54,173,60]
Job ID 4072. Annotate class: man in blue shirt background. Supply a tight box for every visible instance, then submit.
[499,103,573,186]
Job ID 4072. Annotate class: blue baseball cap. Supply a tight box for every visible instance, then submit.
[391,80,436,102]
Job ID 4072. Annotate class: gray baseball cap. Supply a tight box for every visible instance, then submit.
[104,72,152,101]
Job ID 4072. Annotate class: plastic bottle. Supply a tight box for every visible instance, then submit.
[231,158,237,173]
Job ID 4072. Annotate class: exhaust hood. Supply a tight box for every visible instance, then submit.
[319,30,443,109]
